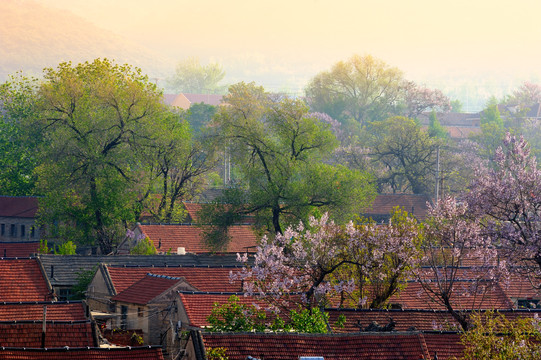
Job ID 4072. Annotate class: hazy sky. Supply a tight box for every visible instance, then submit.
[37,0,541,93]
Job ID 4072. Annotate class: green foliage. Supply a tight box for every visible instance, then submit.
[334,313,347,328]
[206,295,267,332]
[167,57,226,94]
[428,110,448,139]
[368,116,440,194]
[460,311,541,360]
[450,99,463,112]
[305,54,404,126]
[0,75,41,195]
[208,82,376,239]
[287,307,329,333]
[206,295,332,334]
[480,104,503,128]
[187,103,217,134]
[54,240,77,255]
[130,237,158,255]
[28,59,168,254]
[469,122,507,162]
[70,266,97,300]
[37,239,50,254]
[207,347,229,360]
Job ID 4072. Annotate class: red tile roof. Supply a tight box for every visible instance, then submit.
[327,308,460,333]
[0,302,86,321]
[362,194,432,221]
[422,332,464,360]
[138,224,258,254]
[0,321,95,347]
[390,281,513,310]
[112,273,183,305]
[183,202,203,223]
[201,332,431,360]
[178,292,295,328]
[0,242,40,258]
[327,308,541,334]
[0,259,53,301]
[182,93,223,107]
[502,273,540,300]
[107,266,243,295]
[0,196,38,218]
[0,346,164,360]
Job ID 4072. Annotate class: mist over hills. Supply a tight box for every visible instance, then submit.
[0,0,174,82]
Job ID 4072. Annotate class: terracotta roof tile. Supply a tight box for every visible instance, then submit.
[502,273,540,300]
[107,266,243,294]
[201,332,431,360]
[178,292,298,328]
[362,194,432,221]
[390,281,513,310]
[0,346,164,360]
[138,224,258,254]
[0,302,86,321]
[0,259,53,301]
[112,273,183,305]
[0,242,40,258]
[0,321,94,347]
[182,93,223,106]
[422,332,464,360]
[327,308,460,332]
[0,196,38,218]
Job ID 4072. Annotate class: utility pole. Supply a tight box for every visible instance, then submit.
[435,145,440,205]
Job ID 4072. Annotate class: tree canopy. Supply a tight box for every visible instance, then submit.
[166,57,226,94]
[305,55,404,126]
[207,82,376,237]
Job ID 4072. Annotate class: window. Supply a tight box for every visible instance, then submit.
[120,305,128,330]
[10,224,16,237]
[0,224,4,236]
[138,307,143,317]
[30,226,35,238]
[58,288,72,301]
[517,299,539,309]
[20,225,25,238]
[108,303,116,313]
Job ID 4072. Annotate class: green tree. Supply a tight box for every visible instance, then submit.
[129,237,158,255]
[450,99,463,112]
[428,110,448,139]
[206,295,330,333]
[368,116,440,194]
[167,57,226,94]
[0,75,41,195]
[186,103,217,134]
[305,54,404,126]
[480,104,504,128]
[207,295,267,332]
[208,82,375,237]
[460,311,541,360]
[138,111,214,223]
[33,59,166,254]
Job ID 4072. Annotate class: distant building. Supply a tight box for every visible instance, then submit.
[163,93,223,110]
[0,196,41,242]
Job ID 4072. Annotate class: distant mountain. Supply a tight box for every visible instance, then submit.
[0,0,174,81]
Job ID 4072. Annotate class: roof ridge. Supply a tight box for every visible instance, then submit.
[146,273,184,281]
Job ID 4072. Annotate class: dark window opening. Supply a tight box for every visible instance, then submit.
[20,225,25,238]
[518,299,539,309]
[121,305,128,330]
[10,224,16,237]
